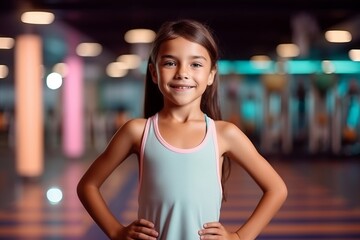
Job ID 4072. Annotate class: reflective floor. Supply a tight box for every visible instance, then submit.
[0,147,360,240]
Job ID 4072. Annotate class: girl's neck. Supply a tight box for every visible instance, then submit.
[158,108,205,123]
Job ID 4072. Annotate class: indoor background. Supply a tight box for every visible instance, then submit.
[0,0,359,239]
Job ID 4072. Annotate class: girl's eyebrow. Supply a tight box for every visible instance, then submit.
[160,54,208,61]
[159,54,175,59]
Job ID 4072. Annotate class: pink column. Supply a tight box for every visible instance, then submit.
[62,55,84,158]
[15,34,44,177]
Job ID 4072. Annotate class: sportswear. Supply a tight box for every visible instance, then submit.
[138,113,222,239]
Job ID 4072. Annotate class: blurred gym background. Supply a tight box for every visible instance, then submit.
[0,1,359,239]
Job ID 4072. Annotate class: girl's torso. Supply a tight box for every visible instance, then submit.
[137,113,223,239]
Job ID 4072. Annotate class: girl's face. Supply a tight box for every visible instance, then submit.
[150,37,216,108]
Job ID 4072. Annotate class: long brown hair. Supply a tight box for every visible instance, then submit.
[144,19,221,120]
[143,19,231,201]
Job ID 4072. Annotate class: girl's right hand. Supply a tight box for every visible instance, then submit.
[115,218,159,240]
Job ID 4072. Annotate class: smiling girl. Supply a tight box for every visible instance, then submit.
[77,19,287,240]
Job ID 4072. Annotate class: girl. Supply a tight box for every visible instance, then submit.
[77,19,287,240]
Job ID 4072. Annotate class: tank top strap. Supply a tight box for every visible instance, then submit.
[139,116,153,184]
[204,114,209,132]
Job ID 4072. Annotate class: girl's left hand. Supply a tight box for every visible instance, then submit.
[198,222,240,239]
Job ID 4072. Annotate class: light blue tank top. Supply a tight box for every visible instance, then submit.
[138,113,222,239]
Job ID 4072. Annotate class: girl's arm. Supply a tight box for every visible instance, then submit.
[218,121,288,240]
[77,118,154,239]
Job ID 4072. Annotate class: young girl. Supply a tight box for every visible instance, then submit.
[77,19,287,240]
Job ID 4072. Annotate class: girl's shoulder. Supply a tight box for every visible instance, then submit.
[112,117,148,142]
[120,117,148,136]
[213,119,256,155]
[111,117,149,152]
[213,119,246,140]
[213,119,238,131]
[124,117,148,125]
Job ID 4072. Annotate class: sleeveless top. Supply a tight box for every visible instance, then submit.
[138,113,222,239]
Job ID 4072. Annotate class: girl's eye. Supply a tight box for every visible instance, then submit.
[163,61,176,67]
[191,63,202,68]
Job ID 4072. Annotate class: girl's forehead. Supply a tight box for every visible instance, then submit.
[158,37,210,59]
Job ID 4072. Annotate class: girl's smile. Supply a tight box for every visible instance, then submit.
[78,20,287,240]
[150,37,215,106]
[169,83,196,91]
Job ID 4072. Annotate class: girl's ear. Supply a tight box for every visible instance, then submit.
[149,63,158,84]
[207,69,217,86]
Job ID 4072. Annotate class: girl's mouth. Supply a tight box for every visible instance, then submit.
[169,84,195,90]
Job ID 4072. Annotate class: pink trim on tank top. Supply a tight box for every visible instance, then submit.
[210,120,223,197]
[138,114,222,197]
[153,113,210,153]
[138,118,151,192]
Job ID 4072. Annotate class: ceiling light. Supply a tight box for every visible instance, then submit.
[250,55,271,61]
[0,37,15,49]
[250,55,271,69]
[52,63,68,77]
[124,29,156,43]
[117,54,142,69]
[21,11,55,25]
[0,65,9,78]
[76,43,102,57]
[276,43,300,58]
[106,62,128,77]
[325,30,352,43]
[349,49,360,61]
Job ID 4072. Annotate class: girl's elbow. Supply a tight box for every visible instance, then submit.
[76,178,90,201]
[278,182,288,202]
[76,178,101,201]
[76,180,85,200]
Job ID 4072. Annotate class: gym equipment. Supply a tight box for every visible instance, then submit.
[261,73,292,153]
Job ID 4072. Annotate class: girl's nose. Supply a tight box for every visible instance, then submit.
[175,65,189,79]
[175,73,189,80]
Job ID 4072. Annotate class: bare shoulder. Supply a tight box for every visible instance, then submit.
[213,120,246,139]
[105,117,148,153]
[121,118,147,133]
[116,118,148,141]
[213,120,257,156]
